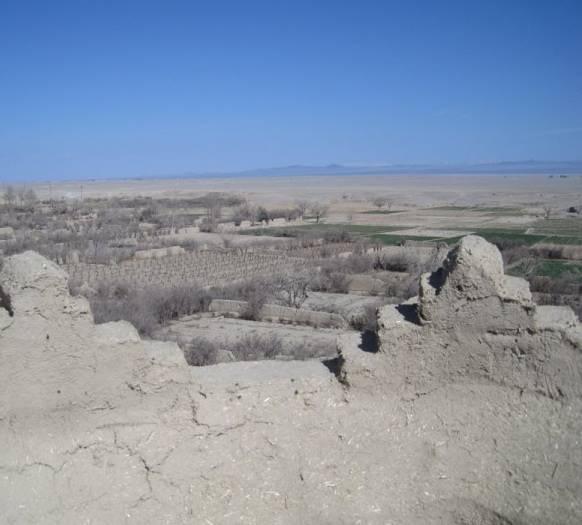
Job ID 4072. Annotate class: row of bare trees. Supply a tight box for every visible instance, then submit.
[202,195,331,229]
[370,196,393,210]
[2,186,37,207]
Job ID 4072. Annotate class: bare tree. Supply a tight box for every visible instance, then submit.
[139,204,158,222]
[255,206,271,224]
[295,200,310,218]
[283,207,301,221]
[519,256,538,277]
[3,186,16,207]
[372,196,388,209]
[17,187,27,205]
[543,205,553,220]
[310,202,329,224]
[371,196,394,211]
[232,200,256,224]
[200,192,224,230]
[274,272,310,308]
[24,188,38,205]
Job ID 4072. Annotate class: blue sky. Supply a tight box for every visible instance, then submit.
[1,0,581,181]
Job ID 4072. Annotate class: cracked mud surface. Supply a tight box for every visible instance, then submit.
[1,241,581,524]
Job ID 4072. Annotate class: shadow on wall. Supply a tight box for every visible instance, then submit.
[0,285,13,317]
[358,330,378,353]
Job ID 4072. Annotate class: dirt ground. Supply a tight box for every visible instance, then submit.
[32,173,582,208]
[154,314,344,359]
[340,208,539,230]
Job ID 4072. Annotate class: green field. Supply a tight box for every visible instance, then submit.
[529,218,582,236]
[239,221,582,246]
[359,210,402,215]
[429,206,472,211]
[368,233,432,244]
[428,205,522,214]
[240,223,459,245]
[452,227,582,246]
[474,206,523,213]
[509,259,582,281]
[467,229,547,245]
[239,224,406,236]
[238,223,435,245]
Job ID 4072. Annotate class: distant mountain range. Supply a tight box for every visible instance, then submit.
[154,160,582,180]
[7,161,581,184]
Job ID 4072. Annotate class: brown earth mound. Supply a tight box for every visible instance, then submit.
[1,238,581,524]
[340,236,581,399]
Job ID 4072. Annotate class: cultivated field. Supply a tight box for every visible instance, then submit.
[64,249,305,289]
[2,172,581,365]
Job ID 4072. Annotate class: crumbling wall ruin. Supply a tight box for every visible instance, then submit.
[1,239,581,524]
[208,298,348,328]
[348,236,581,399]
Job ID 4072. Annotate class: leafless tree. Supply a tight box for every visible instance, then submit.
[283,207,301,221]
[3,186,16,207]
[295,200,310,218]
[201,192,224,230]
[24,188,38,205]
[256,206,271,223]
[372,196,388,209]
[17,187,27,204]
[274,272,310,308]
[543,205,553,220]
[232,200,256,224]
[310,202,329,224]
[519,256,538,277]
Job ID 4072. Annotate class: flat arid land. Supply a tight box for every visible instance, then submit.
[33,173,582,206]
[34,173,582,237]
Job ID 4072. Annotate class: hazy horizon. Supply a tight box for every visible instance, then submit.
[1,1,581,182]
[3,160,582,185]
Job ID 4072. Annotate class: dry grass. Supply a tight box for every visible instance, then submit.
[182,332,328,366]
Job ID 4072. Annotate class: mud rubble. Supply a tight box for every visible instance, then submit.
[1,236,581,524]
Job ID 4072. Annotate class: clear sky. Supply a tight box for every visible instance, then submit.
[1,0,581,181]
